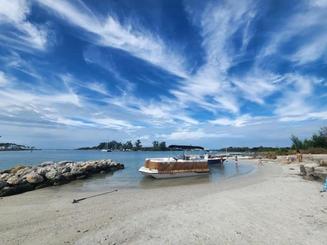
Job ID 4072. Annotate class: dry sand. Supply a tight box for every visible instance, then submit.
[0,160,326,245]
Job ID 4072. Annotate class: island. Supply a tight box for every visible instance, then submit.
[0,143,36,151]
[77,140,204,152]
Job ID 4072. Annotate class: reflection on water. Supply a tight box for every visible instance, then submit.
[78,159,255,192]
[0,150,255,191]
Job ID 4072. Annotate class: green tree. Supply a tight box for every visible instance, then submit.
[290,135,303,150]
[124,141,133,150]
[159,141,166,150]
[135,139,142,150]
[152,141,159,150]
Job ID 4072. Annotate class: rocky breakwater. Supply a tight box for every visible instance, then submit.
[0,160,124,197]
[300,159,327,181]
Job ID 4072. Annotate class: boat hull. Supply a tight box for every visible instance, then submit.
[207,158,225,164]
[139,167,209,179]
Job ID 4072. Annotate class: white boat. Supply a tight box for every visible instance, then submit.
[139,157,209,179]
[101,149,111,152]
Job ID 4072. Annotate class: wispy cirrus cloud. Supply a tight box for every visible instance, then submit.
[37,0,187,77]
[0,71,142,133]
[0,0,48,51]
[170,0,257,114]
[1,0,327,148]
[258,0,327,65]
[159,129,231,141]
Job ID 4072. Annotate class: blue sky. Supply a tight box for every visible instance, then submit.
[0,0,327,148]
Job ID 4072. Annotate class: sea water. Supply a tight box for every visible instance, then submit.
[0,150,255,190]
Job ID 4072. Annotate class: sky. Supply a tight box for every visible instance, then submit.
[0,0,327,149]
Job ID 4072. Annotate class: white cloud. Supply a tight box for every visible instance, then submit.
[274,74,314,118]
[210,115,251,127]
[210,114,272,127]
[258,1,327,65]
[91,117,142,130]
[291,32,327,65]
[0,71,8,86]
[170,0,256,114]
[232,70,282,104]
[163,129,229,140]
[0,0,48,50]
[37,0,187,77]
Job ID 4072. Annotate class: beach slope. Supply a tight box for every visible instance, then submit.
[0,162,326,245]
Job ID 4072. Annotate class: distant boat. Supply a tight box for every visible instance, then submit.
[101,142,111,152]
[101,149,111,152]
[139,155,209,179]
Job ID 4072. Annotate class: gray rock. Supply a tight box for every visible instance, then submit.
[0,180,7,189]
[45,169,58,180]
[16,167,32,177]
[76,175,87,180]
[10,166,26,174]
[7,176,21,185]
[70,166,83,176]
[80,164,94,172]
[57,161,72,166]
[62,172,74,180]
[0,158,124,197]
[60,166,71,174]
[312,167,327,180]
[0,173,10,181]
[0,183,34,197]
[40,161,54,166]
[36,167,48,176]
[25,172,44,184]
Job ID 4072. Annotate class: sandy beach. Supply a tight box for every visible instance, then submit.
[0,160,326,245]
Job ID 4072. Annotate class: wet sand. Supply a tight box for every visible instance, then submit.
[0,160,326,244]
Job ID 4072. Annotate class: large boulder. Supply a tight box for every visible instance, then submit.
[319,160,327,167]
[0,180,7,189]
[62,172,74,180]
[45,169,58,180]
[25,172,44,184]
[312,167,327,180]
[16,167,32,177]
[0,173,10,181]
[70,166,83,176]
[300,165,306,176]
[0,183,34,196]
[10,166,26,174]
[60,166,71,174]
[57,161,72,166]
[40,161,54,167]
[36,167,48,176]
[80,164,94,172]
[6,176,22,185]
[303,163,319,174]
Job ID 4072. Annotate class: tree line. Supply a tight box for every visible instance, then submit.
[78,140,168,151]
[291,127,327,150]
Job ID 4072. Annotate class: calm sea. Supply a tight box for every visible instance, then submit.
[0,150,255,190]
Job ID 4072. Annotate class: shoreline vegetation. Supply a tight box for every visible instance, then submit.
[77,140,204,152]
[221,127,327,159]
[77,140,168,151]
[3,127,327,155]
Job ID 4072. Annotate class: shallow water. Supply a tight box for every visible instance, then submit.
[0,150,255,190]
